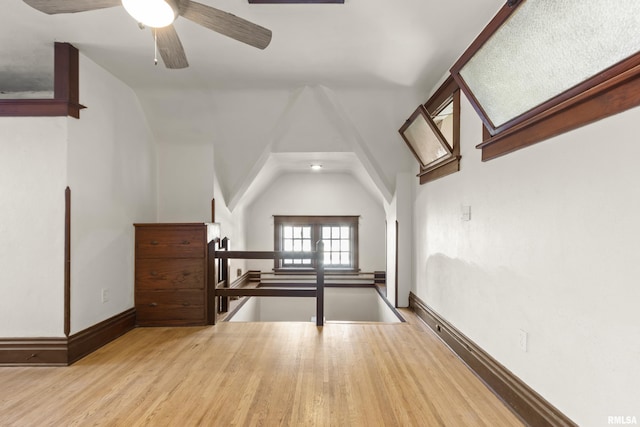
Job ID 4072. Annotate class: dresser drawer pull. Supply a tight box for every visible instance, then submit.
[183,271,191,276]
[150,240,159,245]
[181,240,190,245]
[150,271,158,276]
[182,303,190,307]
[148,302,158,307]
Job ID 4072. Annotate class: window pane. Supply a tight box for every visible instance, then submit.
[293,240,302,251]
[341,226,349,237]
[284,240,293,251]
[324,253,331,265]
[331,253,339,264]
[341,253,350,265]
[403,112,450,165]
[322,226,331,239]
[332,227,340,237]
[302,259,311,265]
[303,240,311,252]
[293,259,301,265]
[341,240,349,251]
[283,226,292,239]
[293,227,302,238]
[303,227,311,238]
[433,100,454,149]
[332,240,340,252]
[459,0,640,128]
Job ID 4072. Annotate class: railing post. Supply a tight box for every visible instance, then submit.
[219,237,229,313]
[207,239,217,325]
[315,240,324,327]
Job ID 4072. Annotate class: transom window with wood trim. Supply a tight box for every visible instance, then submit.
[274,216,359,271]
[450,0,640,160]
[399,76,461,184]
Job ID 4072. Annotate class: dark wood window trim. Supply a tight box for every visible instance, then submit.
[274,215,359,272]
[249,1,344,3]
[419,77,461,184]
[0,42,85,119]
[399,76,461,185]
[450,0,640,161]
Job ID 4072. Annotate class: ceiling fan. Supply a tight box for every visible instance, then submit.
[22,0,272,69]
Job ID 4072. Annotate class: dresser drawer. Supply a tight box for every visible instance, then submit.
[136,226,204,258]
[135,258,204,290]
[136,291,205,326]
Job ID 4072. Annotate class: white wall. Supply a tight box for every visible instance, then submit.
[139,87,416,207]
[66,54,157,334]
[394,173,413,307]
[157,143,213,223]
[413,94,640,426]
[244,172,386,273]
[156,142,247,280]
[384,172,414,308]
[0,117,67,337]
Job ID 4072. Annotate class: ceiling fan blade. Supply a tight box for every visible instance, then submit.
[155,25,189,69]
[23,0,120,14]
[180,1,272,50]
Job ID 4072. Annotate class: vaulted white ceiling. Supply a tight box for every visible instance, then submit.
[1,0,505,209]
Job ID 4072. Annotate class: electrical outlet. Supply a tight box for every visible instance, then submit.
[461,205,471,221]
[101,288,109,303]
[518,329,528,352]
[237,268,242,277]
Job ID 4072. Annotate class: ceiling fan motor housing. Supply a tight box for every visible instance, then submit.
[121,0,179,28]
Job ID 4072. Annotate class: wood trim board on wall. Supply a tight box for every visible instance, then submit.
[409,292,577,427]
[0,309,135,366]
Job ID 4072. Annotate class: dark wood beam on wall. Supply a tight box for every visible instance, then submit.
[0,42,85,118]
[249,1,343,3]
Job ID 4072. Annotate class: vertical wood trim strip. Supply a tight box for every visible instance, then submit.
[64,187,71,337]
[394,221,399,308]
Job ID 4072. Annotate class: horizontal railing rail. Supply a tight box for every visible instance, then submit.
[213,251,316,260]
[209,240,324,326]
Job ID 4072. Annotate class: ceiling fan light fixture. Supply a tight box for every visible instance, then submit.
[121,0,178,28]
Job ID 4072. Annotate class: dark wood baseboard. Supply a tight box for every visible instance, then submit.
[0,338,69,366]
[409,292,576,427]
[68,308,136,364]
[0,308,136,366]
[230,270,257,288]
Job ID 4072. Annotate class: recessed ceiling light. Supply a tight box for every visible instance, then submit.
[310,164,323,171]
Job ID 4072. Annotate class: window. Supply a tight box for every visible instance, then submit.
[274,216,359,271]
[399,76,461,184]
[281,225,313,267]
[450,0,640,160]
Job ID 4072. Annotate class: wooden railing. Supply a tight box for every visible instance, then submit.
[208,240,325,326]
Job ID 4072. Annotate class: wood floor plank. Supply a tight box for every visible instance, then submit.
[0,311,523,426]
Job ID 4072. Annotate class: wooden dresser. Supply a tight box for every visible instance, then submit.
[134,223,218,326]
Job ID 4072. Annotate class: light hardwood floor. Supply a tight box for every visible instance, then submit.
[0,310,523,426]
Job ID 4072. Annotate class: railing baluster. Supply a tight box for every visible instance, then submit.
[220,237,229,313]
